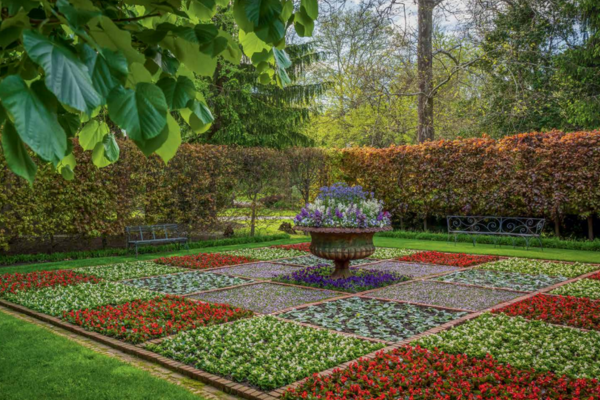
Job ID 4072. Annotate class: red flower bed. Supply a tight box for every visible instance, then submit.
[282,345,600,400]
[398,251,498,267]
[271,243,311,252]
[589,272,600,280]
[154,253,253,269]
[493,294,600,331]
[62,295,253,343]
[0,270,101,296]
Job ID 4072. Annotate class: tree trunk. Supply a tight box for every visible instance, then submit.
[588,215,594,241]
[553,215,560,239]
[417,0,435,143]
[423,216,428,231]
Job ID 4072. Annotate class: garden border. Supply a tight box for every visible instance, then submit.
[2,254,599,400]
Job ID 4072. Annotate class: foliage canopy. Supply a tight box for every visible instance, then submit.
[0,0,318,183]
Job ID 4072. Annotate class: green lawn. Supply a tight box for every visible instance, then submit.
[375,237,600,264]
[2,236,597,276]
[0,310,202,400]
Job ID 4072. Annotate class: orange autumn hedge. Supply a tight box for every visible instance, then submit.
[339,130,600,227]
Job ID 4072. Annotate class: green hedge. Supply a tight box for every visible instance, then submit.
[377,230,600,252]
[0,234,290,266]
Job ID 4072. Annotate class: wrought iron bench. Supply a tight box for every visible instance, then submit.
[446,216,545,250]
[126,224,189,257]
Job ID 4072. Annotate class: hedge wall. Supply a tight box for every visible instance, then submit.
[339,131,600,237]
[1,130,599,252]
[0,140,237,252]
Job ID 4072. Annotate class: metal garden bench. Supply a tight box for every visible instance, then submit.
[446,216,545,250]
[125,224,189,256]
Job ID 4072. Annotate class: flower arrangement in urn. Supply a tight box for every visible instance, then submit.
[294,183,392,278]
[294,182,391,229]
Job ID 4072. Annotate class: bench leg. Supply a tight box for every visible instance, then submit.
[524,236,530,250]
[538,237,543,251]
[454,234,458,246]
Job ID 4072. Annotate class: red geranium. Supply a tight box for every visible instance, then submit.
[589,272,600,280]
[153,253,253,269]
[62,295,253,343]
[271,243,311,252]
[0,270,101,296]
[398,251,498,267]
[493,293,600,331]
[282,345,600,400]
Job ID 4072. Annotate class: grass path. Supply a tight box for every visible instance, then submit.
[0,308,211,400]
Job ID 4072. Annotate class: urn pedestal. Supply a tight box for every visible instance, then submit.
[294,226,392,278]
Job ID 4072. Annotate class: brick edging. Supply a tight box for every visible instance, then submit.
[0,299,277,400]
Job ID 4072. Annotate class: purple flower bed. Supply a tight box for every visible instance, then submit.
[357,261,461,278]
[209,262,303,279]
[274,265,408,293]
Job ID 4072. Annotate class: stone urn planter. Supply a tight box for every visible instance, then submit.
[294,226,392,278]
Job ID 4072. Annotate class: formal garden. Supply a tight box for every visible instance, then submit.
[2,0,600,399]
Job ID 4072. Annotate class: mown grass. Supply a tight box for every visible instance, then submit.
[0,310,203,400]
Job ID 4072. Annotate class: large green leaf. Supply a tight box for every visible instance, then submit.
[103,133,120,162]
[23,30,102,114]
[0,75,67,165]
[188,0,217,21]
[181,99,213,133]
[91,141,112,168]
[301,0,318,20]
[88,16,145,64]
[245,0,282,25]
[56,0,101,28]
[157,76,196,110]
[78,120,109,151]
[80,45,128,102]
[217,30,242,64]
[56,153,76,180]
[107,83,168,141]
[1,121,37,184]
[161,36,216,76]
[155,113,181,163]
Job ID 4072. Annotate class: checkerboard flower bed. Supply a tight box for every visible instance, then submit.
[4,282,158,316]
[370,280,522,311]
[279,297,466,342]
[398,251,498,267]
[591,272,600,280]
[62,295,253,344]
[209,262,303,279]
[191,282,339,314]
[154,253,253,269]
[271,243,311,252]
[551,279,600,300]
[436,269,566,292]
[274,265,408,293]
[493,294,600,331]
[76,261,185,281]
[477,258,598,278]
[357,261,460,278]
[417,313,600,379]
[1,270,101,296]
[223,247,307,260]
[282,345,600,400]
[146,316,384,390]
[122,271,251,295]
[370,247,419,259]
[279,255,376,267]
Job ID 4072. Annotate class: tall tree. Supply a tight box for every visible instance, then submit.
[417,0,436,142]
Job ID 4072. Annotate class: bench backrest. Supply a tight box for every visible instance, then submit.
[126,224,180,241]
[447,216,545,237]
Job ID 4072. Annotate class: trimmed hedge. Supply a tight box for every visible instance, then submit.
[0,234,290,266]
[378,230,600,251]
[341,131,600,236]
